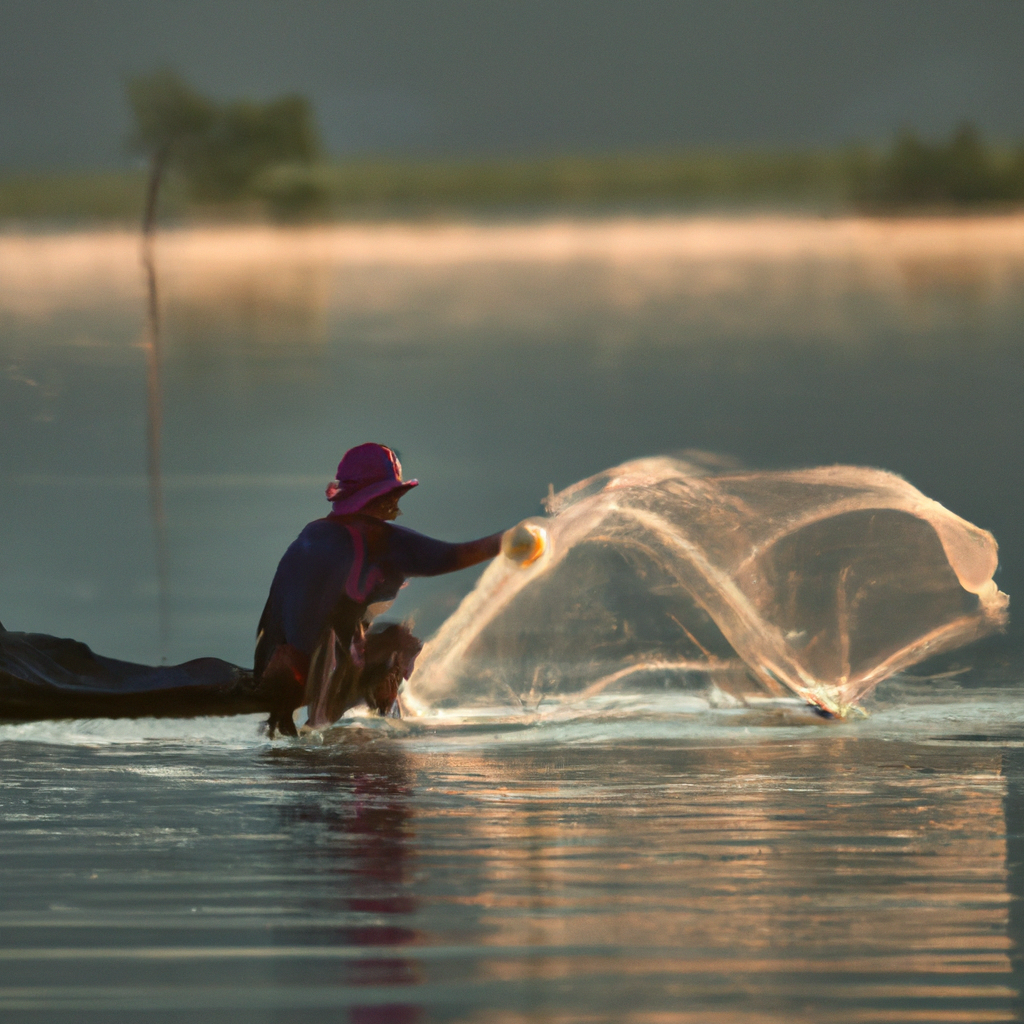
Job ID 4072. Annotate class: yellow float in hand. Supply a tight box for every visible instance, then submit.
[502,521,548,567]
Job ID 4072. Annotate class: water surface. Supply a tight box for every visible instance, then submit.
[1,216,1023,1021]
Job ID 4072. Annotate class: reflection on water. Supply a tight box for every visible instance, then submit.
[1,727,1022,1021]
[276,744,423,1020]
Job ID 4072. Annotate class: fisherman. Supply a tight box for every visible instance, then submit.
[255,443,542,736]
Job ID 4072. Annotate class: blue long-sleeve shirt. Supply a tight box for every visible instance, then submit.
[255,513,501,676]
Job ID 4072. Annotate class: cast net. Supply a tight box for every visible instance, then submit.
[403,456,1008,718]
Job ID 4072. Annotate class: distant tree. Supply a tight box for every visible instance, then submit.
[861,121,1018,209]
[182,95,321,202]
[885,129,947,205]
[126,70,217,159]
[944,123,1000,203]
[126,69,217,233]
[1009,145,1024,201]
[125,69,325,226]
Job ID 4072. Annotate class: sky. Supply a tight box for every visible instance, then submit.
[1,0,1023,170]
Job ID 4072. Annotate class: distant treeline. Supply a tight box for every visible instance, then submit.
[1,71,1022,224]
[852,123,1024,209]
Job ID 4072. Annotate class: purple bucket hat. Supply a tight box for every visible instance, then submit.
[326,443,418,514]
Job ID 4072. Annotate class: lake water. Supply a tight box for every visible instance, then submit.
[1,216,1023,1021]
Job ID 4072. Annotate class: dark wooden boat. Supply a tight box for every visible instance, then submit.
[0,621,266,723]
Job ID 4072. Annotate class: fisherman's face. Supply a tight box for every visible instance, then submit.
[364,492,402,521]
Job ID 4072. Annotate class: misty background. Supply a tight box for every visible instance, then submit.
[2,0,1023,172]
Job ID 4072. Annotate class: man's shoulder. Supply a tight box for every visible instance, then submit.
[324,513,394,537]
[299,513,425,547]
[298,515,341,534]
[287,516,355,554]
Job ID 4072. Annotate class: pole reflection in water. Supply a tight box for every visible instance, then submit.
[140,229,169,661]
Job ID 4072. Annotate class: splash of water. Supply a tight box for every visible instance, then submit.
[403,455,1008,718]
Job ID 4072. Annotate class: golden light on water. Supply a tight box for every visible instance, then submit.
[2,216,1024,339]
[405,741,1013,1018]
